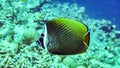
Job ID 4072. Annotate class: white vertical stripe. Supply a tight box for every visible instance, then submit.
[44,25,48,51]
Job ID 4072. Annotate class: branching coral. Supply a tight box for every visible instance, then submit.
[0,0,120,68]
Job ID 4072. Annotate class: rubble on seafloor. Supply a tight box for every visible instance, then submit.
[0,0,120,68]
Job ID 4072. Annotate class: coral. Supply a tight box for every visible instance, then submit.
[22,28,39,45]
[0,0,120,68]
[62,56,78,68]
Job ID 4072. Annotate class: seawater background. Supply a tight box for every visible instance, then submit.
[60,0,120,30]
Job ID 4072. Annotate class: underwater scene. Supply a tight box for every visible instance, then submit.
[0,0,120,68]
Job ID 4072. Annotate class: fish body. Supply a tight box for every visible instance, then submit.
[37,18,90,55]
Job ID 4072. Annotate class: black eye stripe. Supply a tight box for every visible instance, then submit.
[36,33,45,49]
[36,26,47,49]
[41,34,44,36]
[41,37,45,49]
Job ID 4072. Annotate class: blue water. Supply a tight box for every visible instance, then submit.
[60,0,120,30]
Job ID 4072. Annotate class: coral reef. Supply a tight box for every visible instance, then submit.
[23,27,39,45]
[0,0,120,68]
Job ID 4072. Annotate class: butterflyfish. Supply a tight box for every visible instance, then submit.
[36,18,90,55]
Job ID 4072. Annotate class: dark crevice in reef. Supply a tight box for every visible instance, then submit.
[29,0,50,13]
[100,25,114,33]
